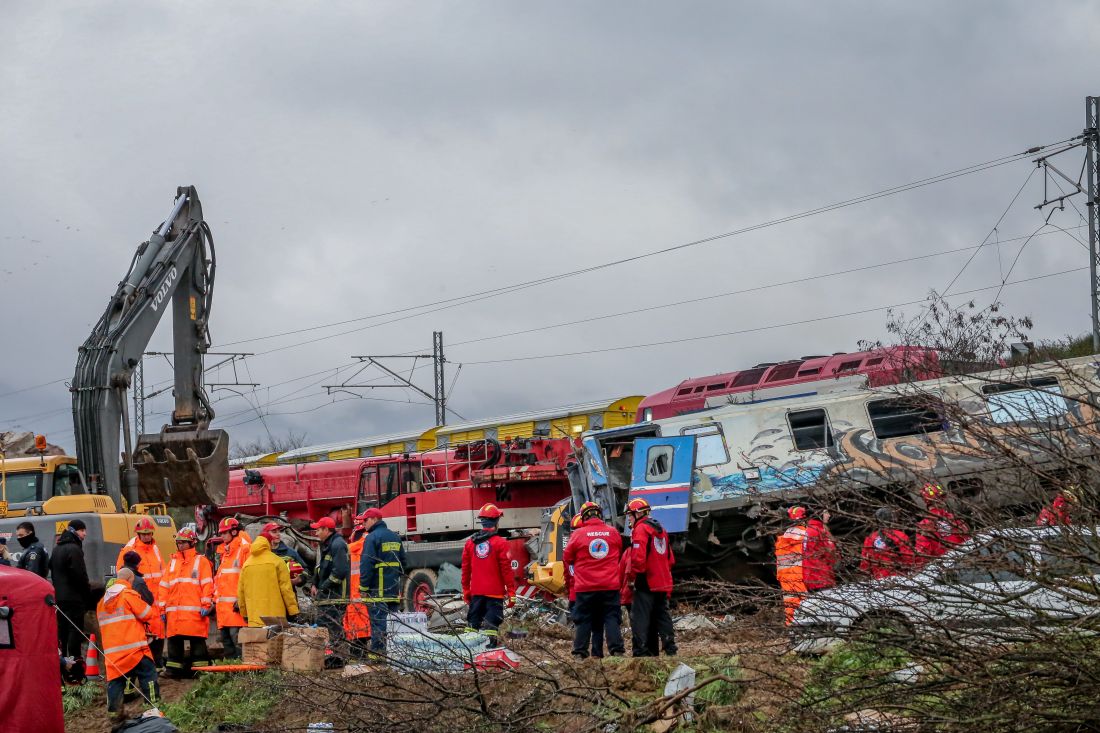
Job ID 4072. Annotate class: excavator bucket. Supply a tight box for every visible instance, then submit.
[134,428,230,507]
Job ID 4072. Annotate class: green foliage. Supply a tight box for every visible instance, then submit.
[800,641,912,713]
[159,671,281,732]
[694,657,743,709]
[62,680,103,714]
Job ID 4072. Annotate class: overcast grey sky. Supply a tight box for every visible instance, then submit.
[2,1,1097,454]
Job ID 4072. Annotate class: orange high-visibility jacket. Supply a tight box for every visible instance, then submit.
[96,579,155,680]
[160,547,214,637]
[116,536,166,603]
[775,523,808,625]
[343,534,371,641]
[214,533,251,629]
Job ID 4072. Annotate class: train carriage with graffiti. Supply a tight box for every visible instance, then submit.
[533,355,1100,586]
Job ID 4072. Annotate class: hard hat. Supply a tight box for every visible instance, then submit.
[478,503,504,520]
[134,517,156,535]
[579,501,602,520]
[217,517,240,533]
[175,527,199,544]
[287,559,304,577]
[310,516,337,530]
[625,497,651,515]
[787,506,807,520]
[570,514,584,530]
[921,484,944,502]
[1063,486,1079,503]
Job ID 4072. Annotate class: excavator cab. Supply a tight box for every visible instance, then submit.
[134,427,230,507]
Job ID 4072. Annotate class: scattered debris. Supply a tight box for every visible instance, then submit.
[652,663,697,731]
[887,663,924,684]
[673,614,718,632]
[388,631,492,672]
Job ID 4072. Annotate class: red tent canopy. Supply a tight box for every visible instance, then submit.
[0,565,64,733]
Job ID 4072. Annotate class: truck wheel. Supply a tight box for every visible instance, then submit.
[404,568,438,613]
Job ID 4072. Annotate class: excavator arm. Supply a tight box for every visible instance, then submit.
[72,186,228,510]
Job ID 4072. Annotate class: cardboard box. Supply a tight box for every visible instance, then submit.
[282,627,328,671]
[243,635,284,666]
[239,627,273,645]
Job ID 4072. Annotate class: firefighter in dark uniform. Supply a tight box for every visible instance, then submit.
[563,501,625,658]
[461,503,516,646]
[624,498,677,657]
[358,507,405,653]
[310,516,349,665]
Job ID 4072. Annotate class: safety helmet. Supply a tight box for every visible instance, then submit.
[217,517,240,534]
[921,484,944,502]
[134,517,156,535]
[570,514,584,530]
[1064,486,1079,503]
[787,506,807,521]
[175,527,199,544]
[625,497,651,515]
[287,559,304,577]
[478,503,504,520]
[579,501,602,520]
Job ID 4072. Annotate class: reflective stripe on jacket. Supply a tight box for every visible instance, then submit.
[96,580,154,680]
[313,532,350,601]
[238,536,300,627]
[359,521,405,602]
[343,534,371,640]
[214,534,251,628]
[116,537,165,604]
[160,548,214,637]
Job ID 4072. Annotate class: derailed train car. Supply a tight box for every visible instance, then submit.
[531,355,1100,588]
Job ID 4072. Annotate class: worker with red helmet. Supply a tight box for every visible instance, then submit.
[213,517,251,658]
[915,484,970,564]
[343,512,372,653]
[461,503,516,647]
[116,516,166,666]
[860,507,916,580]
[775,506,810,625]
[562,501,624,658]
[624,497,677,656]
[160,527,214,677]
[1038,487,1078,526]
[564,513,609,657]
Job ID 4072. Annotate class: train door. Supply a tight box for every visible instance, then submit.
[628,436,696,533]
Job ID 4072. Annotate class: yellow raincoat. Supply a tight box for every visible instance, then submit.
[237,536,300,627]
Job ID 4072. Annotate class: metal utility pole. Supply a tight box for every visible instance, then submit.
[137,352,257,433]
[1086,96,1100,351]
[324,331,450,426]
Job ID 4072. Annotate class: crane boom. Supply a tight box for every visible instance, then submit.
[72,186,229,510]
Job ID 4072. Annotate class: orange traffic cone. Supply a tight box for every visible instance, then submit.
[85,634,102,678]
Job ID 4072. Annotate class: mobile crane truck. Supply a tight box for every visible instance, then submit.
[0,187,229,582]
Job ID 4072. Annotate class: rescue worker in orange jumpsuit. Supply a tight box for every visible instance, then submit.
[914,484,970,565]
[1038,488,1077,526]
[213,517,251,658]
[343,512,372,655]
[860,507,916,580]
[160,527,214,677]
[115,517,166,667]
[624,498,677,657]
[775,506,810,625]
[98,567,160,714]
[563,501,624,658]
[461,503,516,647]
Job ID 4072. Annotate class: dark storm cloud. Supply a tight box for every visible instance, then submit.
[0,1,1096,453]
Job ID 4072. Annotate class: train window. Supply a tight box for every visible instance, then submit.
[731,368,768,388]
[357,466,379,512]
[867,397,945,439]
[645,445,674,482]
[378,463,400,504]
[766,363,802,383]
[865,357,885,367]
[837,359,863,373]
[798,367,822,377]
[681,423,729,467]
[675,387,693,396]
[705,382,726,391]
[982,377,1067,424]
[788,409,834,450]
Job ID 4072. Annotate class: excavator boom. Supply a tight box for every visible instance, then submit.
[72,186,228,509]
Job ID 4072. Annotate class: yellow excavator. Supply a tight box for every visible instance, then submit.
[0,187,229,580]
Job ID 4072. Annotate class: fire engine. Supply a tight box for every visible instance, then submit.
[209,437,578,610]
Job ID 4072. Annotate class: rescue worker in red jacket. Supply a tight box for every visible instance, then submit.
[915,484,970,564]
[160,527,214,677]
[564,513,607,657]
[461,503,515,647]
[803,510,838,591]
[213,517,251,658]
[562,501,624,658]
[1038,488,1077,526]
[624,498,677,657]
[860,507,916,580]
